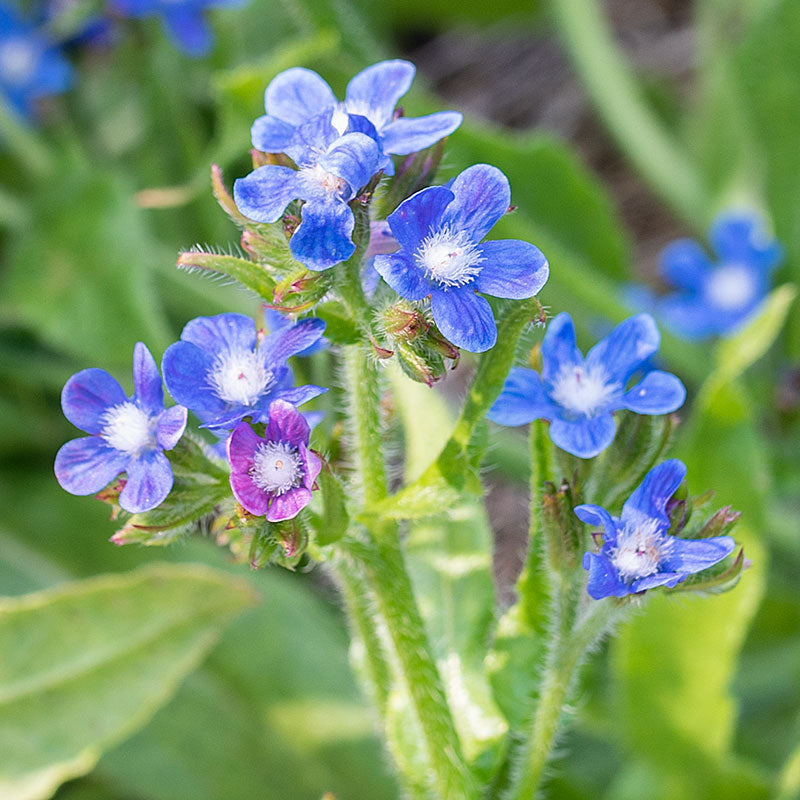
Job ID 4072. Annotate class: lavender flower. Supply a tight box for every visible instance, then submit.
[655,211,783,339]
[234,111,382,270]
[373,164,549,352]
[162,312,326,432]
[250,60,462,175]
[0,3,72,119]
[54,343,187,513]
[577,460,736,599]
[227,400,321,521]
[488,312,685,458]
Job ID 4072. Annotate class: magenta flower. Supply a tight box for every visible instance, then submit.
[227,400,321,522]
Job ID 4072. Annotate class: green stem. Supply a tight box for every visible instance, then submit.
[550,0,709,224]
[506,602,622,800]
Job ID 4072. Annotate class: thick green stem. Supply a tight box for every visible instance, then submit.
[506,602,621,800]
[550,0,709,224]
[341,342,476,798]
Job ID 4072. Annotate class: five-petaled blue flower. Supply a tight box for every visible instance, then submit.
[372,164,549,352]
[0,3,72,119]
[655,211,783,340]
[55,342,188,513]
[250,60,462,176]
[577,459,736,599]
[488,312,685,458]
[234,111,383,270]
[162,312,326,431]
[111,0,243,57]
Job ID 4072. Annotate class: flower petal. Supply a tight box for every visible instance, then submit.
[540,313,582,384]
[657,294,723,340]
[290,199,355,270]
[261,317,326,364]
[264,399,310,447]
[231,471,269,516]
[345,59,415,129]
[710,212,783,269]
[54,437,128,496]
[549,414,617,459]
[273,384,327,409]
[180,312,257,354]
[161,341,226,422]
[585,313,660,384]
[487,367,556,426]
[387,185,455,252]
[251,114,296,153]
[441,164,510,242]
[233,165,300,224]
[430,288,497,353]
[318,132,381,192]
[381,111,463,155]
[622,458,686,526]
[630,571,684,592]
[474,240,549,299]
[267,486,312,522]
[373,251,430,301]
[660,238,712,291]
[119,450,173,513]
[156,405,188,451]
[265,67,336,127]
[284,112,339,168]
[574,503,618,538]
[620,370,686,414]
[162,7,212,56]
[583,552,628,599]
[227,420,262,473]
[62,369,127,434]
[301,445,322,489]
[132,342,163,415]
[660,535,735,575]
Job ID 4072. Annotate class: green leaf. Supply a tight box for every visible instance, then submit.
[177,250,276,303]
[0,563,254,800]
[391,370,508,777]
[312,463,350,546]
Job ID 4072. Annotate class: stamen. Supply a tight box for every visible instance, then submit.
[209,350,274,407]
[609,518,672,582]
[101,402,155,456]
[250,441,303,495]
[415,224,484,288]
[549,363,619,417]
[301,164,348,198]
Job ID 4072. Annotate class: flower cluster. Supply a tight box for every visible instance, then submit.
[488,312,685,457]
[577,460,735,598]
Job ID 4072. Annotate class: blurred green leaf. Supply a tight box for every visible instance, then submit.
[0,563,254,800]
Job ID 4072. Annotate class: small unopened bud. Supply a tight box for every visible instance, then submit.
[396,342,444,386]
[695,506,742,539]
[541,479,584,570]
[381,302,429,342]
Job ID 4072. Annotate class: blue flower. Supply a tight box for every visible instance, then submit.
[372,164,549,352]
[250,60,462,176]
[263,308,328,356]
[577,460,736,599]
[488,312,685,458]
[54,343,188,513]
[111,0,243,56]
[162,312,326,432]
[655,211,783,339]
[234,111,383,270]
[0,4,72,119]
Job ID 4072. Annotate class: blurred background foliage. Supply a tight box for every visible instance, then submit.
[1,0,799,798]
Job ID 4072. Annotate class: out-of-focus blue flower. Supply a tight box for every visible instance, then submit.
[577,460,735,599]
[227,400,321,522]
[655,211,783,340]
[111,0,243,56]
[162,312,326,432]
[373,164,549,352]
[234,111,383,270]
[0,3,72,119]
[488,312,685,458]
[55,343,187,513]
[251,60,462,176]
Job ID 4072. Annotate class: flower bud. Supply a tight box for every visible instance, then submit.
[541,478,584,571]
[396,341,445,386]
[381,302,429,343]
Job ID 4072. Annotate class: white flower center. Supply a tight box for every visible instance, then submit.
[250,441,303,495]
[549,363,619,417]
[705,263,757,311]
[609,518,671,582]
[301,164,348,197]
[209,350,274,407]
[415,225,484,288]
[101,402,156,456]
[0,37,38,86]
